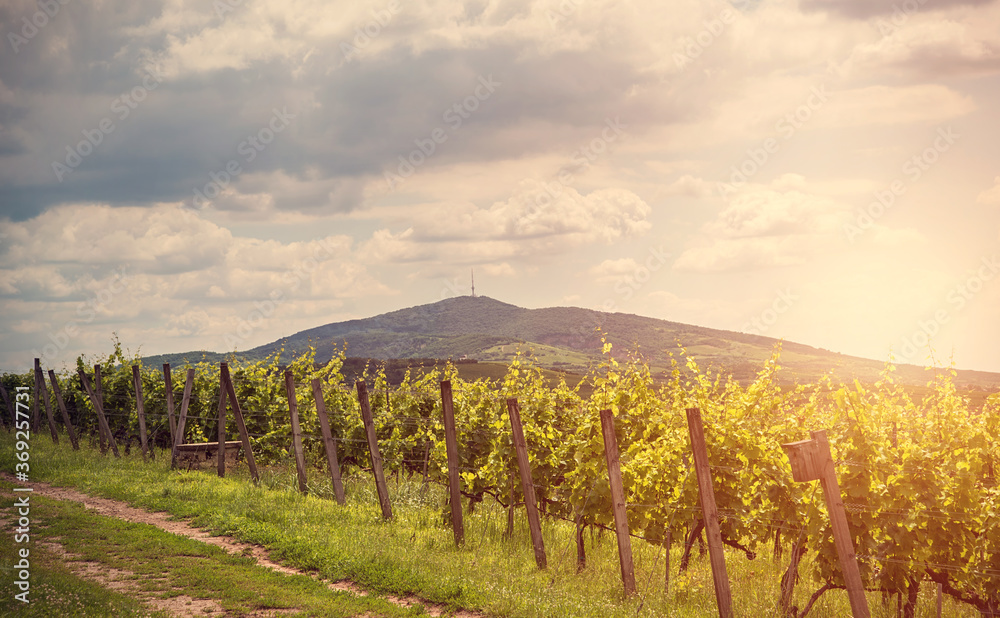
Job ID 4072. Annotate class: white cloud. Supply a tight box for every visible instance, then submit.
[589,258,641,283]
[0,203,390,364]
[362,181,652,264]
[843,18,1000,77]
[661,174,715,198]
[673,189,852,272]
[480,262,517,277]
[820,84,975,128]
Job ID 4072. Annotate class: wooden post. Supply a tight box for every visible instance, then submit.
[162,364,177,447]
[35,359,59,443]
[812,430,870,618]
[936,582,942,618]
[95,364,107,452]
[310,379,345,505]
[356,380,392,520]
[782,431,871,618]
[47,371,79,450]
[217,375,227,478]
[440,380,465,546]
[285,370,308,494]
[78,369,120,457]
[599,409,636,596]
[171,369,195,469]
[131,366,150,460]
[505,398,547,569]
[685,407,733,618]
[220,363,259,484]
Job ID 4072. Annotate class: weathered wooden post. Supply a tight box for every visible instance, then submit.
[35,359,59,442]
[357,380,392,520]
[782,430,870,618]
[171,368,195,469]
[132,366,150,460]
[220,363,259,483]
[285,370,308,494]
[686,407,733,618]
[47,370,79,450]
[599,409,636,596]
[440,381,465,546]
[78,369,120,457]
[310,379,345,504]
[217,376,227,477]
[162,364,177,446]
[505,398,547,569]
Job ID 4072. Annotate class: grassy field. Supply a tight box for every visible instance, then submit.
[0,432,978,617]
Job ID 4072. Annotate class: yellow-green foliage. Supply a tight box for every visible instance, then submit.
[10,337,997,613]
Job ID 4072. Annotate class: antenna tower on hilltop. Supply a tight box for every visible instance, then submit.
[471,268,476,297]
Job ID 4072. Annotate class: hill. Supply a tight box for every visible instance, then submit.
[142,295,1000,391]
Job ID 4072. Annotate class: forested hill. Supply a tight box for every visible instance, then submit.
[144,296,1000,390]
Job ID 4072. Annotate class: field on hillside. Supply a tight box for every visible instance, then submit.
[3,339,999,617]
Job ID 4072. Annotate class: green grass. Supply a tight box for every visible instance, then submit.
[0,508,168,617]
[3,488,428,617]
[0,432,980,617]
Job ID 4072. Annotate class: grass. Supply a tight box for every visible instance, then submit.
[0,431,981,617]
[0,483,425,617]
[0,508,168,617]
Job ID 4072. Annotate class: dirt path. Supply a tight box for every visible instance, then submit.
[2,475,482,618]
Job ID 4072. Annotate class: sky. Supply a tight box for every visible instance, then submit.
[1,0,999,374]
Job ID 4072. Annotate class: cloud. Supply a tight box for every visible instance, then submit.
[0,202,385,308]
[0,202,394,364]
[0,0,686,222]
[800,0,995,20]
[661,174,715,198]
[843,19,1000,77]
[0,203,230,274]
[673,188,852,272]
[589,258,642,283]
[362,181,652,264]
[820,84,975,127]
